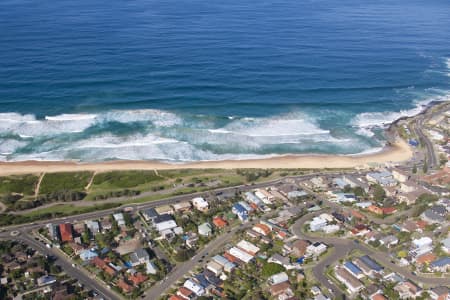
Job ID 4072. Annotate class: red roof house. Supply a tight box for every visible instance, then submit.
[59,223,73,242]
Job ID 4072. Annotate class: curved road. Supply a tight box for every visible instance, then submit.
[291,212,450,298]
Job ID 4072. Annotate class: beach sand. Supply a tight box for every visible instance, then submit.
[0,138,413,176]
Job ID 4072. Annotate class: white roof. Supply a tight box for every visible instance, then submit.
[268,272,289,285]
[192,197,208,208]
[412,237,433,248]
[183,279,205,296]
[155,220,177,232]
[237,240,260,255]
[229,247,254,263]
[113,213,124,221]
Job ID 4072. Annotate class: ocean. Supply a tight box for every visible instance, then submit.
[0,0,449,162]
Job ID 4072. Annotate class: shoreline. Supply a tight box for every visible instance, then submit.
[0,138,412,175]
[1,100,447,176]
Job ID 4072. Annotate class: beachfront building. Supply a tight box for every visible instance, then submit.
[192,197,209,212]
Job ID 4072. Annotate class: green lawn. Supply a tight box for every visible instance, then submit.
[0,174,39,195]
[90,170,163,191]
[39,172,93,194]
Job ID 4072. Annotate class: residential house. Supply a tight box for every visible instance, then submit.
[236,240,260,256]
[335,266,363,294]
[113,213,125,227]
[59,223,73,242]
[354,255,383,277]
[309,216,327,232]
[155,205,174,215]
[117,279,134,293]
[198,223,213,237]
[183,279,205,296]
[366,171,396,186]
[306,242,327,257]
[172,201,192,213]
[142,208,159,222]
[410,237,433,259]
[429,286,449,300]
[343,261,364,279]
[85,220,100,235]
[212,216,227,229]
[269,281,293,298]
[130,248,150,266]
[394,281,422,299]
[268,272,289,285]
[292,239,310,258]
[192,197,209,212]
[252,223,271,236]
[430,257,450,272]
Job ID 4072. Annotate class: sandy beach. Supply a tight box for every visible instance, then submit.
[0,138,412,176]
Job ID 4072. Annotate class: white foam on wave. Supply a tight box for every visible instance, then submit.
[0,108,182,138]
[0,139,27,155]
[219,113,330,137]
[351,97,436,129]
[45,113,97,121]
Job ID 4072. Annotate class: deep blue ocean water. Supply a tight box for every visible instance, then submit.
[0,0,449,161]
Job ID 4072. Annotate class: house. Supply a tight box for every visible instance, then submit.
[237,240,260,255]
[169,295,184,300]
[37,275,56,286]
[155,205,174,215]
[410,237,433,258]
[232,203,248,221]
[379,235,399,248]
[287,190,308,200]
[129,272,148,286]
[392,169,410,182]
[292,240,310,257]
[441,237,450,254]
[73,223,86,235]
[79,250,98,261]
[354,255,383,277]
[269,281,293,297]
[198,222,213,237]
[429,286,449,300]
[335,266,363,294]
[130,248,150,266]
[344,261,364,279]
[416,252,437,266]
[113,213,125,227]
[268,272,289,285]
[212,216,227,229]
[228,247,254,263]
[323,224,340,234]
[268,253,295,270]
[330,192,357,203]
[254,189,275,204]
[47,224,60,242]
[252,223,271,236]
[366,171,396,186]
[206,261,223,276]
[100,218,112,232]
[192,197,209,212]
[245,192,263,206]
[306,242,327,257]
[142,208,159,222]
[429,257,450,272]
[371,294,388,300]
[183,279,205,296]
[309,216,327,232]
[421,205,448,224]
[59,223,73,242]
[117,279,134,293]
[394,281,422,299]
[85,220,100,235]
[177,287,195,300]
[172,201,192,212]
[154,214,178,232]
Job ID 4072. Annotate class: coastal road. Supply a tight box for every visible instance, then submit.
[0,233,122,300]
[411,117,438,169]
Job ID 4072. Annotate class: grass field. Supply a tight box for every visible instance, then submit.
[91,170,163,190]
[0,174,39,196]
[39,172,93,194]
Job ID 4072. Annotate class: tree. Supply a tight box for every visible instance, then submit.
[261,262,285,277]
[412,164,417,174]
[422,161,428,174]
[372,184,386,202]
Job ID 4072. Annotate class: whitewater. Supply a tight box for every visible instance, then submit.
[0,0,449,162]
